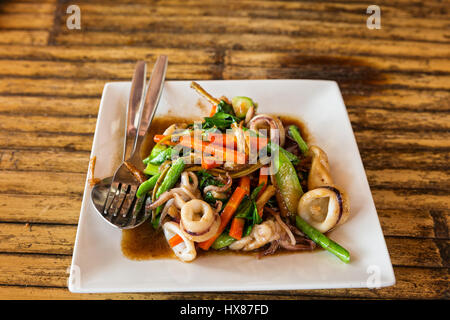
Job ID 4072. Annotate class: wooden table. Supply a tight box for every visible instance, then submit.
[0,0,448,300]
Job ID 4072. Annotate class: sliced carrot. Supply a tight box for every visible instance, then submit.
[258,167,269,197]
[256,167,270,217]
[201,156,220,170]
[153,134,164,143]
[155,133,263,165]
[257,207,264,218]
[168,234,183,248]
[174,136,246,164]
[239,176,251,196]
[229,217,245,240]
[204,141,246,164]
[198,186,247,250]
[153,134,177,146]
[207,133,268,152]
[209,104,217,117]
[207,133,236,148]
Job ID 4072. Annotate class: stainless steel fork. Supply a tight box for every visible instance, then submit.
[101,55,168,228]
[93,60,146,228]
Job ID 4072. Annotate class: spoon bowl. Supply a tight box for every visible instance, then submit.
[91,177,149,229]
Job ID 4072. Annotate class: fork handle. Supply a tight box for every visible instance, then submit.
[124,61,147,161]
[131,56,168,158]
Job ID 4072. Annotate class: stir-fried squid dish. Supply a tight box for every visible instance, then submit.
[135,82,351,263]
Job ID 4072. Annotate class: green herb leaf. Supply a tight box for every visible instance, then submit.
[203,112,238,130]
[251,201,262,225]
[216,100,235,115]
[243,224,253,237]
[196,169,224,189]
[250,182,265,200]
[234,197,252,219]
[203,191,218,205]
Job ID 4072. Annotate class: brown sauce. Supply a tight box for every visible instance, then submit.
[122,221,174,260]
[278,115,312,145]
[121,114,311,261]
[122,116,197,261]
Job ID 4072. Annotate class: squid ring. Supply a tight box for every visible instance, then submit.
[162,221,197,262]
[297,186,350,233]
[180,199,221,242]
[248,114,286,147]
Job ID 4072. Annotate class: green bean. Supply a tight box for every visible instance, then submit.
[136,173,161,199]
[295,216,350,263]
[212,232,236,250]
[288,125,308,155]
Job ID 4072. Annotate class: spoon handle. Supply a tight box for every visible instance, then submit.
[123,61,147,161]
[132,56,168,157]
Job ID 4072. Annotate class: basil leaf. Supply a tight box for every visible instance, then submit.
[196,170,224,189]
[203,191,218,205]
[234,197,252,219]
[216,100,235,115]
[203,112,238,130]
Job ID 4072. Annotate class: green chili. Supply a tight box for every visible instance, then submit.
[151,148,173,165]
[143,144,167,165]
[136,173,161,199]
[155,158,185,199]
[151,158,185,227]
[273,144,303,214]
[267,142,299,165]
[143,163,160,176]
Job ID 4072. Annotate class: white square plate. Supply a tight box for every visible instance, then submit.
[69,80,395,293]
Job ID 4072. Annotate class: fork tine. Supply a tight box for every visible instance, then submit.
[116,193,139,228]
[126,195,146,228]
[102,181,120,216]
[107,184,129,218]
[119,185,137,218]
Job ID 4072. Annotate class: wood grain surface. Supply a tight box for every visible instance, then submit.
[0,0,448,300]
